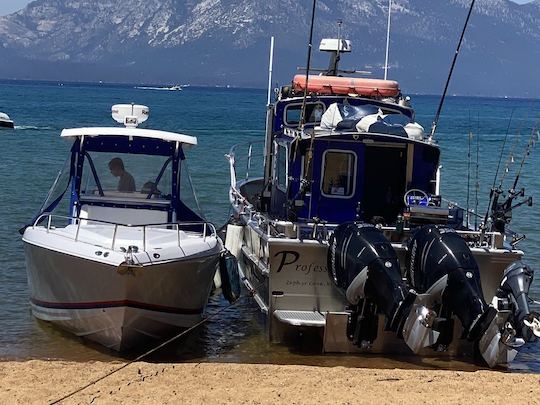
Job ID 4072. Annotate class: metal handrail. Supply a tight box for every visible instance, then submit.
[226,141,265,213]
[33,213,217,252]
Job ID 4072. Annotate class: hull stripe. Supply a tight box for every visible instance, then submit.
[30,298,204,315]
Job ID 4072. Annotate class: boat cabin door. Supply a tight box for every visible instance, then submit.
[362,143,407,224]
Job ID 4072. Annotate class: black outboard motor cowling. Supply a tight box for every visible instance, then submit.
[497,261,540,341]
[406,225,487,338]
[328,223,414,333]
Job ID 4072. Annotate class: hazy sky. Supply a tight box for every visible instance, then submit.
[0,0,535,16]
[1,0,31,16]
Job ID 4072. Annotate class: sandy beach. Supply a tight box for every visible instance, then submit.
[1,360,539,404]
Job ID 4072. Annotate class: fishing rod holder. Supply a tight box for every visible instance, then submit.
[489,185,533,233]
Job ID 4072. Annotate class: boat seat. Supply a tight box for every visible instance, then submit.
[79,204,168,226]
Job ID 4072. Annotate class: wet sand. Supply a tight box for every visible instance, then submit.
[2,360,540,404]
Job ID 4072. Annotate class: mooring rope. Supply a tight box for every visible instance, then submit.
[50,290,254,404]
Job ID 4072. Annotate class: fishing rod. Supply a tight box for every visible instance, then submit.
[474,116,480,230]
[298,0,317,132]
[466,112,472,228]
[479,111,514,241]
[498,105,534,189]
[429,0,476,141]
[510,116,540,192]
[296,0,318,200]
[384,0,392,80]
[483,119,537,237]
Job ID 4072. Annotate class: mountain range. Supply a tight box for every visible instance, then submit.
[1,0,540,96]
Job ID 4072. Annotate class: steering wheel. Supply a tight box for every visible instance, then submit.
[404,189,429,206]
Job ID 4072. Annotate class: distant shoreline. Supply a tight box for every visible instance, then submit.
[0,78,539,100]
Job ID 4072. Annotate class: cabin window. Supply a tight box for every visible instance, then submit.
[275,143,288,190]
[284,102,326,126]
[80,152,172,201]
[321,150,356,198]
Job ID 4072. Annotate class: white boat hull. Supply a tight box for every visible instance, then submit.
[23,240,220,351]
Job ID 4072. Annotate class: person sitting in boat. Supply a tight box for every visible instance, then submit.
[108,157,136,192]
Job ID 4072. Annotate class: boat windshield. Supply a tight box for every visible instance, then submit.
[80,151,172,201]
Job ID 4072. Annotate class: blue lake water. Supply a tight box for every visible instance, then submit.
[0,81,539,371]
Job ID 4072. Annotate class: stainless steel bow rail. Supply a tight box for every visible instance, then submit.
[33,213,217,252]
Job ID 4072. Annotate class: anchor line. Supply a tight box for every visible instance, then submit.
[49,286,261,405]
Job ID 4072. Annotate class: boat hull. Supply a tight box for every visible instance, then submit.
[23,242,220,351]
[231,215,524,356]
[0,120,14,129]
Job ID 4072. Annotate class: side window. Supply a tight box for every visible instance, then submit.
[321,151,356,198]
[275,144,288,189]
[284,103,325,126]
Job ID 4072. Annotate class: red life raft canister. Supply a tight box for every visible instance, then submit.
[293,74,400,98]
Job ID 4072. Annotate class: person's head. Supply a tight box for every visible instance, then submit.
[108,157,125,177]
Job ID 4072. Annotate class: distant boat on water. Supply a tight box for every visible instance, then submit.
[135,84,185,91]
[0,112,14,129]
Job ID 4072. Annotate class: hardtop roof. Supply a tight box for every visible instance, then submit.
[61,127,197,146]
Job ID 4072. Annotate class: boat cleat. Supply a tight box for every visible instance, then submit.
[402,294,440,354]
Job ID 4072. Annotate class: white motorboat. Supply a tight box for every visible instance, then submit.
[0,112,14,129]
[134,85,183,92]
[167,85,183,91]
[22,104,222,351]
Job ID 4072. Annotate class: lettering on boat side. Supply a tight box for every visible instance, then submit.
[274,251,328,276]
[274,251,300,273]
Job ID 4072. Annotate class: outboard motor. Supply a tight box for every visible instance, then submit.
[495,261,540,341]
[328,223,418,348]
[406,225,526,366]
[406,225,487,338]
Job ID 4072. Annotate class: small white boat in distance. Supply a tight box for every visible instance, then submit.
[134,85,183,91]
[21,104,222,351]
[167,85,183,91]
[0,112,14,128]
